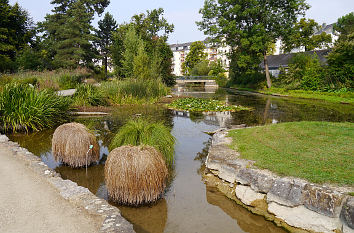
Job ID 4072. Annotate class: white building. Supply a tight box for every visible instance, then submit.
[169,39,231,76]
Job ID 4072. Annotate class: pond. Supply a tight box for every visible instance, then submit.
[8,87,354,233]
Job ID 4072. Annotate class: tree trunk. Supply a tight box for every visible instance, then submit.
[264,53,272,88]
[104,55,108,79]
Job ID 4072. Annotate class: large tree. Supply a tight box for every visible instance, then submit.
[282,18,332,52]
[198,0,309,88]
[39,0,109,69]
[95,12,117,78]
[0,0,34,72]
[181,41,207,75]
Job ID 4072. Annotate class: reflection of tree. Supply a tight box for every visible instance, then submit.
[263,98,271,124]
[195,139,212,175]
[206,186,286,233]
[115,198,168,233]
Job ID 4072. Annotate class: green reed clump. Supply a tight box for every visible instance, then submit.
[72,84,106,106]
[100,79,169,104]
[109,118,175,165]
[0,83,70,133]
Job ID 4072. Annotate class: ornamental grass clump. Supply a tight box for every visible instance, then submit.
[105,145,168,205]
[72,84,106,106]
[0,83,70,133]
[109,118,175,166]
[52,122,99,168]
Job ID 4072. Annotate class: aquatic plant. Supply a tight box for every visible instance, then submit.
[109,118,175,166]
[100,79,169,104]
[168,98,251,112]
[52,122,99,168]
[105,145,168,205]
[72,84,106,106]
[0,83,70,133]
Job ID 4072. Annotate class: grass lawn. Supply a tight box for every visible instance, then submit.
[228,121,354,185]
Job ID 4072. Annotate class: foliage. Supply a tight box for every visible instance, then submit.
[39,0,109,69]
[282,18,332,52]
[100,79,169,104]
[230,71,266,89]
[182,41,207,75]
[58,74,82,90]
[72,84,106,106]
[278,53,325,90]
[95,12,118,78]
[168,98,251,112]
[190,60,210,76]
[198,0,309,88]
[326,13,354,89]
[208,59,226,77]
[0,0,34,72]
[111,8,174,85]
[109,118,175,165]
[228,121,354,185]
[0,83,70,132]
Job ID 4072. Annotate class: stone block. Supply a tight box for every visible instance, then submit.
[236,168,275,193]
[267,178,305,207]
[218,164,239,183]
[0,135,9,143]
[303,184,346,218]
[235,185,265,206]
[341,197,354,229]
[268,202,341,233]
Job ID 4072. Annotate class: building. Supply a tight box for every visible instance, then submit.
[169,39,231,76]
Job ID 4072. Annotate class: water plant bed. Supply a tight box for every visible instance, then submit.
[228,121,354,185]
[167,97,251,112]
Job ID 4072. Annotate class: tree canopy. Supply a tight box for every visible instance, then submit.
[197,0,309,88]
[181,41,207,75]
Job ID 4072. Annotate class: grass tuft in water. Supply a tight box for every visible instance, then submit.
[72,84,106,107]
[109,118,175,165]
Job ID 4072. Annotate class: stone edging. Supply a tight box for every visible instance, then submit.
[0,134,135,233]
[204,129,354,233]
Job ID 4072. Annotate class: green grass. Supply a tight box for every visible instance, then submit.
[100,79,169,105]
[0,83,71,133]
[233,86,354,104]
[228,121,354,185]
[109,118,175,165]
[168,97,251,112]
[71,84,106,107]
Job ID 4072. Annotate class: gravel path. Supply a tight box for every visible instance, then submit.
[0,145,103,233]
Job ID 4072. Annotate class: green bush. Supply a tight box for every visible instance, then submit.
[0,83,70,132]
[58,74,82,89]
[72,84,106,106]
[230,71,266,89]
[109,118,175,165]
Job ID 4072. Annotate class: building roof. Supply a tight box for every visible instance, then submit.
[169,38,214,51]
[260,49,331,70]
[314,23,335,35]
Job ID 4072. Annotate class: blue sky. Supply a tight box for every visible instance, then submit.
[9,0,354,44]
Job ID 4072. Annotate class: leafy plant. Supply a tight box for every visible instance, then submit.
[109,118,175,165]
[0,83,70,132]
[168,98,251,112]
[72,84,106,106]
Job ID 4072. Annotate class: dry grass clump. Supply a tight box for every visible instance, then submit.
[105,145,168,205]
[52,123,99,168]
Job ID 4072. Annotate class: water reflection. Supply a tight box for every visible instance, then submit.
[6,86,354,233]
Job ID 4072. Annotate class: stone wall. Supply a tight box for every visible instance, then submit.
[0,134,135,233]
[204,129,354,233]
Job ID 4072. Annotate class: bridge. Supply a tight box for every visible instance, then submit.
[175,76,218,88]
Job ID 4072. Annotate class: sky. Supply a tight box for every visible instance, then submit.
[9,0,354,44]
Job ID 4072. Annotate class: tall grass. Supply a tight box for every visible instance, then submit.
[0,83,70,133]
[100,79,169,104]
[72,84,106,106]
[109,118,175,165]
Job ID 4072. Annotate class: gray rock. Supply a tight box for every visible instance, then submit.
[165,95,173,98]
[267,178,305,207]
[235,185,265,206]
[303,184,346,218]
[0,135,9,143]
[236,169,275,193]
[341,197,354,229]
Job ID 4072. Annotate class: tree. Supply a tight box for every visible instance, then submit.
[121,26,143,78]
[96,12,117,78]
[0,0,34,72]
[198,0,309,88]
[327,12,354,88]
[39,0,109,69]
[181,41,207,75]
[282,18,332,52]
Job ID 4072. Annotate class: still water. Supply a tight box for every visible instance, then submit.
[8,88,354,233]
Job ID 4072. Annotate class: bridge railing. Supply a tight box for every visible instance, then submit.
[176,76,216,80]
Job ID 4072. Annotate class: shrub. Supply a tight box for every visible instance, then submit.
[58,74,82,89]
[72,84,106,106]
[109,118,175,165]
[0,83,70,132]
